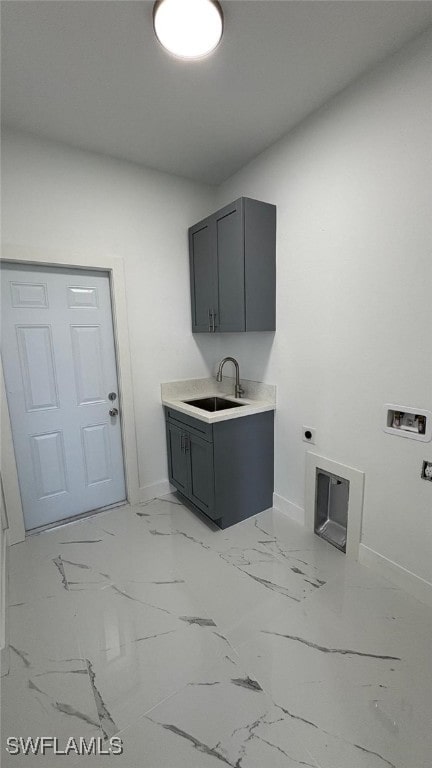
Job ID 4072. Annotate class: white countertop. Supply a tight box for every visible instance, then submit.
[161,377,276,424]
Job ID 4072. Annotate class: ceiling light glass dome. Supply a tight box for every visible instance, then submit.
[153,0,223,60]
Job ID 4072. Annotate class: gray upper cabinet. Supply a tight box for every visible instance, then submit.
[189,197,276,333]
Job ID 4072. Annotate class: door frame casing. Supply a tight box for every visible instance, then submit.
[1,245,140,543]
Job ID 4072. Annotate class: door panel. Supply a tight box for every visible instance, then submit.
[216,202,245,332]
[16,325,59,411]
[167,423,188,493]
[67,286,98,309]
[82,423,112,486]
[11,281,49,308]
[189,220,217,333]
[1,263,126,530]
[188,433,215,519]
[30,431,68,500]
[70,325,105,405]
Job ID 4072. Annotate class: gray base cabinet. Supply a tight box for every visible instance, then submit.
[165,407,274,529]
[189,197,276,333]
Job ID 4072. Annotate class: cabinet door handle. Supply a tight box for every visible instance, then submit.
[208,308,212,332]
[211,309,216,332]
[184,435,190,453]
[181,434,185,453]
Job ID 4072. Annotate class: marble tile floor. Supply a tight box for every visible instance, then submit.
[1,495,431,768]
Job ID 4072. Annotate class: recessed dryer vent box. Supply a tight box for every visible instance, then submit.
[384,404,431,442]
[315,470,349,553]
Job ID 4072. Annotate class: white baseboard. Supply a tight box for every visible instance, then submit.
[359,543,432,608]
[138,480,173,504]
[273,493,305,525]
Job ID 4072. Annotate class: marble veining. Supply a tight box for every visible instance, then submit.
[149,720,236,767]
[230,676,263,692]
[52,555,69,590]
[85,659,118,739]
[59,539,103,544]
[274,702,397,768]
[261,631,402,661]
[179,616,217,627]
[61,558,92,570]
[9,645,31,667]
[109,584,173,615]
[2,495,431,768]
[51,701,101,730]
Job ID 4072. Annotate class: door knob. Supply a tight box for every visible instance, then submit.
[109,407,119,417]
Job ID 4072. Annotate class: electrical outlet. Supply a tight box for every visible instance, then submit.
[421,461,432,481]
[302,426,316,444]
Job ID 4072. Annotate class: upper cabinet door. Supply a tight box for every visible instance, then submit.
[215,200,245,332]
[189,218,218,333]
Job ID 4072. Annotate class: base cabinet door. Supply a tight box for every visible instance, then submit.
[187,432,216,519]
[166,422,189,494]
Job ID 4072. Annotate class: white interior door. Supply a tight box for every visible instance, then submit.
[1,263,126,530]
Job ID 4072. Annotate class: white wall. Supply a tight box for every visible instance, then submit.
[1,130,216,496]
[214,30,432,587]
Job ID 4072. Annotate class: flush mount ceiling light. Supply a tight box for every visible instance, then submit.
[153,0,223,60]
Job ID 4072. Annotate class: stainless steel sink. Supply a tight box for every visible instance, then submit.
[183,396,246,412]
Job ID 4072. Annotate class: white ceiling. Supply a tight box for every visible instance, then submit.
[2,1,432,185]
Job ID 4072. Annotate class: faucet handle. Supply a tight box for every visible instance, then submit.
[236,383,245,398]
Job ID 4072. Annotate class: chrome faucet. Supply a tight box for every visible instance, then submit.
[216,357,245,398]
